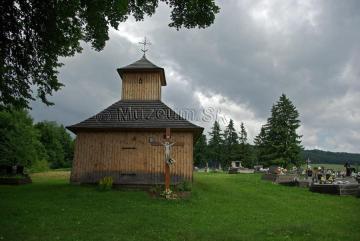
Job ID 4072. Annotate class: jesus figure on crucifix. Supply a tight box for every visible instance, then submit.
[151,128,184,192]
[162,141,176,165]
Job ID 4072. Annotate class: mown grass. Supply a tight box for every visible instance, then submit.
[0,171,359,241]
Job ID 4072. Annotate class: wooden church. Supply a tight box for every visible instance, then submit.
[67,47,203,186]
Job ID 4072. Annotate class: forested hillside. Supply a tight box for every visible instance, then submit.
[301,149,360,164]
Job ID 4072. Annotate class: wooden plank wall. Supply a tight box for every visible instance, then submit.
[70,131,193,185]
[121,72,161,100]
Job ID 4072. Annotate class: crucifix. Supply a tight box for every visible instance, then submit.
[138,37,151,57]
[306,157,311,170]
[151,128,184,191]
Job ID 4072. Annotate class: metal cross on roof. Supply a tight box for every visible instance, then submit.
[139,37,151,56]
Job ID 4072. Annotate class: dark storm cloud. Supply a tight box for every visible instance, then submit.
[31,0,360,152]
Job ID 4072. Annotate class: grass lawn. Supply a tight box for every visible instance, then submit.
[1,171,359,241]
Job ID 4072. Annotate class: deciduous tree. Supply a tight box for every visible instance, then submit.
[0,109,46,167]
[35,121,74,168]
[0,0,220,109]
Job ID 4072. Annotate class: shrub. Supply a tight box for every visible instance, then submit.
[177,181,192,192]
[29,159,49,173]
[98,176,113,191]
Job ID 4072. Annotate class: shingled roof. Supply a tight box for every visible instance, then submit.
[66,100,203,137]
[117,56,166,86]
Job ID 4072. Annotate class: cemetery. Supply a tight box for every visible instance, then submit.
[196,159,360,197]
[261,166,298,184]
[308,163,360,196]
[259,161,360,196]
[228,161,255,174]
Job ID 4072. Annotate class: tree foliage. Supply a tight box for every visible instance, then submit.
[254,126,269,165]
[193,134,208,167]
[208,120,224,166]
[255,94,302,167]
[239,122,247,145]
[194,120,258,169]
[301,149,360,165]
[0,109,74,170]
[223,119,238,165]
[35,121,74,168]
[0,109,46,167]
[0,0,220,109]
[238,122,252,167]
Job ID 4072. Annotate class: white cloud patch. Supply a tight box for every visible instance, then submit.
[194,91,264,142]
[248,0,321,34]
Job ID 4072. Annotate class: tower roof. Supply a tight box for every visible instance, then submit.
[117,56,166,86]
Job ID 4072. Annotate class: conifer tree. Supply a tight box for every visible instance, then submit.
[239,122,247,145]
[208,120,224,168]
[260,94,302,167]
[254,126,270,165]
[238,122,252,167]
[223,119,238,166]
[194,134,208,167]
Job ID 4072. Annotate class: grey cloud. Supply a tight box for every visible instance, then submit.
[31,0,360,152]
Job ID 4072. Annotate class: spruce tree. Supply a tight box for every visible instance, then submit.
[223,119,239,166]
[194,134,208,167]
[238,122,252,167]
[208,121,224,168]
[261,94,302,167]
[254,126,270,165]
[239,122,247,144]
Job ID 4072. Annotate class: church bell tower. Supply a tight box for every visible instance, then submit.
[117,37,166,101]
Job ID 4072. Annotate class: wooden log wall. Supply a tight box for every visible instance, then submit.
[121,72,161,100]
[71,131,193,185]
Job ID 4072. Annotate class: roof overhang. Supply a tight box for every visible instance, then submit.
[66,126,203,141]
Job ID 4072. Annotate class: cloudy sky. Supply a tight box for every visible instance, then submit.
[31,0,360,153]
